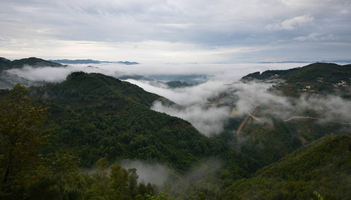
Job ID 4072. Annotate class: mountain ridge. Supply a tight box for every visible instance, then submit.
[23,71,261,182]
[223,135,351,199]
[0,57,64,71]
[50,59,139,65]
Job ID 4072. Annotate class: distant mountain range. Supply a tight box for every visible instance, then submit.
[0,57,64,71]
[49,59,139,65]
[260,60,351,63]
[241,62,351,97]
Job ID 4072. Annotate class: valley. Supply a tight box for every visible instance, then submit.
[1,58,351,199]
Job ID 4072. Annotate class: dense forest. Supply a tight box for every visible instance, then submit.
[1,59,351,199]
[241,62,351,97]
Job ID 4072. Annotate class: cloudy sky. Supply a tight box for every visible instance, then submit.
[1,0,350,64]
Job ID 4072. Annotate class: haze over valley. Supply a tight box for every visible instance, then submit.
[1,57,351,199]
[1,0,351,199]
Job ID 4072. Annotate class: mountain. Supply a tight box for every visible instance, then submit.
[208,62,351,169]
[50,59,139,65]
[260,60,351,63]
[241,62,351,97]
[0,57,63,71]
[0,57,65,89]
[166,80,192,88]
[223,135,351,199]
[2,59,351,199]
[24,72,260,181]
[242,62,351,83]
[0,57,148,90]
[0,57,11,71]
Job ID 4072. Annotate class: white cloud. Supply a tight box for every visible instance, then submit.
[152,101,231,136]
[1,0,351,63]
[265,14,314,30]
[119,160,170,186]
[6,62,351,137]
[294,32,336,42]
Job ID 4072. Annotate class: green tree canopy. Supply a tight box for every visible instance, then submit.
[0,84,51,197]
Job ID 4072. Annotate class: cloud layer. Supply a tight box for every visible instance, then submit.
[5,62,351,136]
[1,0,351,63]
[146,81,351,136]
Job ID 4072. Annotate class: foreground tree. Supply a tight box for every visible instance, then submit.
[0,84,51,197]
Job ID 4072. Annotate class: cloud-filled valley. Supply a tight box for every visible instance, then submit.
[4,62,351,137]
[2,0,351,198]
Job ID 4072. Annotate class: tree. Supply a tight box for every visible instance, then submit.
[0,84,52,196]
[107,162,131,199]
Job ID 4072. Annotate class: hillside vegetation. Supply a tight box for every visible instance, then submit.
[223,135,351,199]
[242,63,351,97]
[26,72,260,179]
[0,57,63,71]
[0,57,65,89]
[2,58,351,199]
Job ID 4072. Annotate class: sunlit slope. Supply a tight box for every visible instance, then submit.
[26,72,260,177]
[223,135,351,199]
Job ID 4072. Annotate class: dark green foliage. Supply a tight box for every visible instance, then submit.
[241,63,351,83]
[3,63,351,199]
[24,72,258,182]
[25,176,81,200]
[218,103,349,169]
[0,57,66,89]
[0,58,11,71]
[222,135,351,200]
[241,63,351,97]
[0,84,51,196]
[1,57,63,70]
[284,63,351,84]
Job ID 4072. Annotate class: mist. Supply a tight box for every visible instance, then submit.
[145,80,351,136]
[119,160,170,186]
[5,62,300,84]
[5,62,351,137]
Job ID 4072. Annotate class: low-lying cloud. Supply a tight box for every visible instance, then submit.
[119,160,170,186]
[5,62,300,84]
[5,62,351,137]
[144,80,351,136]
[152,101,231,136]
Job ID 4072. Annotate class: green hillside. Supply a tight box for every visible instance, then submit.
[241,63,351,97]
[0,58,11,71]
[0,57,63,71]
[219,111,346,168]
[0,57,65,89]
[223,135,351,199]
[242,63,351,83]
[2,59,351,199]
[26,72,259,178]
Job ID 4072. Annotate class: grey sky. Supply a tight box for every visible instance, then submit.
[1,0,350,64]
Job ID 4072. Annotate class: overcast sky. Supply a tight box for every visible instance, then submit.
[1,0,350,64]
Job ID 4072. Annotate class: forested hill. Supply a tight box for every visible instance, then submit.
[0,57,63,71]
[55,71,162,107]
[26,72,260,178]
[223,135,351,199]
[241,62,351,97]
[241,62,351,83]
